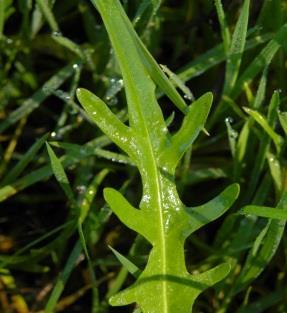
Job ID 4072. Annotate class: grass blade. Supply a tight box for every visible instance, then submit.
[35,0,59,32]
[224,0,250,94]
[46,142,75,205]
[45,241,82,313]
[0,62,78,133]
[232,24,287,99]
[109,245,140,277]
[1,133,49,185]
[214,0,230,54]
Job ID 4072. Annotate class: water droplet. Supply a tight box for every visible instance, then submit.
[76,185,86,194]
[51,131,57,138]
[88,190,94,195]
[184,94,193,101]
[225,117,234,124]
[6,38,13,44]
[104,78,124,105]
[52,31,63,37]
[73,63,80,70]
[80,148,86,155]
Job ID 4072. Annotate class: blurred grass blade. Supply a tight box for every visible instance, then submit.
[232,24,287,98]
[225,118,238,158]
[233,192,287,294]
[52,34,85,59]
[45,241,82,313]
[214,0,230,54]
[0,137,112,202]
[46,142,75,205]
[0,62,77,133]
[224,0,250,94]
[236,289,286,313]
[241,205,287,220]
[79,169,109,224]
[252,66,268,109]
[35,0,59,32]
[278,111,287,136]
[178,33,271,84]
[109,245,140,277]
[267,152,282,196]
[257,0,283,32]
[244,91,280,200]
[1,133,49,186]
[160,64,194,101]
[0,0,5,39]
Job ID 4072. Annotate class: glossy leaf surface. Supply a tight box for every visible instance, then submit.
[77,1,240,312]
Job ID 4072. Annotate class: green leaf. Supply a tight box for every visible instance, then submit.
[77,1,240,312]
[91,0,188,114]
[160,92,212,171]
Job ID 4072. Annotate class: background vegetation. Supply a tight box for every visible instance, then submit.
[0,0,287,312]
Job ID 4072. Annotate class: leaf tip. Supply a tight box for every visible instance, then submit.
[229,183,240,199]
[103,187,115,201]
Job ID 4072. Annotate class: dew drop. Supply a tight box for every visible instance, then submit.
[225,116,234,124]
[184,94,193,101]
[52,31,63,37]
[76,185,87,194]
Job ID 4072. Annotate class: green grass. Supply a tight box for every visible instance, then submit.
[0,0,287,312]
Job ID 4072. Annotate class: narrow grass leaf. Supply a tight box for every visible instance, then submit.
[232,24,287,99]
[52,34,85,59]
[278,111,287,136]
[241,205,287,220]
[225,118,238,158]
[224,0,250,94]
[236,289,286,313]
[1,133,49,185]
[46,143,75,204]
[243,107,283,153]
[109,245,140,277]
[214,0,230,54]
[267,152,282,196]
[35,0,59,32]
[252,66,268,109]
[0,0,5,39]
[178,33,271,83]
[233,192,287,294]
[45,241,82,313]
[0,62,77,133]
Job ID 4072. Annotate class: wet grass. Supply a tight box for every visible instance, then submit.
[0,0,287,312]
